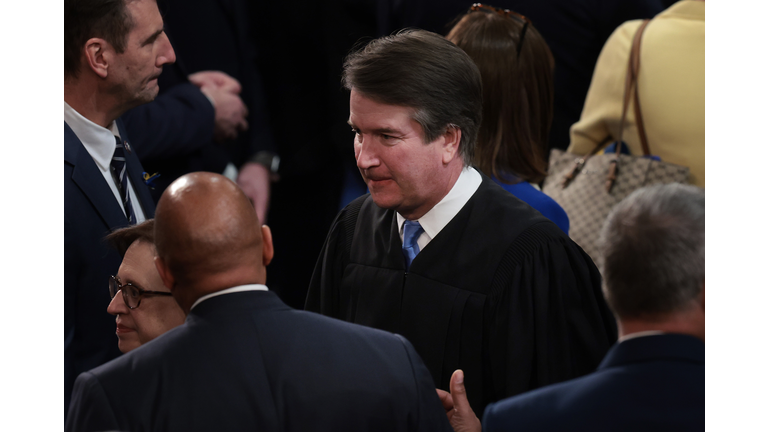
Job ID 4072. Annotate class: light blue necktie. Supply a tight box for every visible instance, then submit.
[402,220,424,271]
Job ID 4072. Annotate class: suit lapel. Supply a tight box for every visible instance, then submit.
[65,122,128,230]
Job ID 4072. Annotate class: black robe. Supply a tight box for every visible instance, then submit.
[306,175,617,416]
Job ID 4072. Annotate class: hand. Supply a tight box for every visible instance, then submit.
[436,370,481,432]
[237,162,271,223]
[200,86,249,142]
[188,70,242,94]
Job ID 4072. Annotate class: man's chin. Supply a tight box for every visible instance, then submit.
[369,192,400,211]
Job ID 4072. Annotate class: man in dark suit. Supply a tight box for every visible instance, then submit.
[64,0,175,414]
[438,183,705,432]
[66,172,452,432]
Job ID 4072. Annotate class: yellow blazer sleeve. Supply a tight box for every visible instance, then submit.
[568,21,644,155]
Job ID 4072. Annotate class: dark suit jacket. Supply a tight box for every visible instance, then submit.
[64,121,156,415]
[65,290,452,432]
[482,334,704,432]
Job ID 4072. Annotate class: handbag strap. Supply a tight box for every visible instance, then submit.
[561,19,653,187]
[625,19,652,156]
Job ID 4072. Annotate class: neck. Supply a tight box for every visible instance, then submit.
[618,310,704,342]
[401,162,464,220]
[64,77,121,128]
[176,266,265,314]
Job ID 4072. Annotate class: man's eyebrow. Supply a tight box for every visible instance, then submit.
[141,28,165,46]
[346,121,402,136]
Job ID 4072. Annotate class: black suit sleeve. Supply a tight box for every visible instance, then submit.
[487,223,618,401]
[395,335,454,432]
[121,83,215,162]
[65,372,119,432]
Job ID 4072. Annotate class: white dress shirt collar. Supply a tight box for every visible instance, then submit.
[64,101,121,172]
[190,284,269,311]
[618,330,665,343]
[396,166,482,249]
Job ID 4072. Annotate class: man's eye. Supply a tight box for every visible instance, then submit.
[382,134,393,140]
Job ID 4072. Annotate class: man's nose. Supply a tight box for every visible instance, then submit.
[158,33,176,66]
[107,290,129,316]
[355,137,379,170]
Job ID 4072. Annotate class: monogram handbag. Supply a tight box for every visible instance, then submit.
[542,19,690,263]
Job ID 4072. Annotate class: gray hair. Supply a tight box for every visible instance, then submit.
[342,29,483,166]
[599,184,705,319]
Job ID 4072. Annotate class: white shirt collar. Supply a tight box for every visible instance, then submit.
[396,166,482,247]
[189,284,269,311]
[64,101,121,172]
[618,330,665,343]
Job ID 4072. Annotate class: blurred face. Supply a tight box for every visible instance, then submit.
[107,240,185,353]
[108,0,176,109]
[350,89,454,220]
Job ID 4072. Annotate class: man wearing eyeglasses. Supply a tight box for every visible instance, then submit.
[306,29,617,417]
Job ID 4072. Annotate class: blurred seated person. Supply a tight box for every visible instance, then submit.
[446,4,569,233]
[438,183,705,432]
[105,219,185,353]
[568,0,704,187]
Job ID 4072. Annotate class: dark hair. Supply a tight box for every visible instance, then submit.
[447,9,553,183]
[599,184,705,320]
[64,0,135,79]
[105,219,155,258]
[342,29,483,165]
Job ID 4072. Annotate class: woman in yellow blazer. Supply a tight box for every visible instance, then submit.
[568,0,704,188]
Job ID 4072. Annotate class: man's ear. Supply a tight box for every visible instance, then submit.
[441,125,462,165]
[154,256,176,292]
[261,225,274,266]
[84,38,112,79]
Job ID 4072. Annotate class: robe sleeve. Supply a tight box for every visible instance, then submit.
[304,195,366,315]
[486,222,618,400]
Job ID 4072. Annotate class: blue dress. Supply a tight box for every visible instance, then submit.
[493,174,570,234]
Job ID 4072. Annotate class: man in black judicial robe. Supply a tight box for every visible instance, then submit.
[305,30,618,418]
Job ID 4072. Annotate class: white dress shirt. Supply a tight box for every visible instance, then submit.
[396,166,482,252]
[64,101,146,223]
[190,284,269,311]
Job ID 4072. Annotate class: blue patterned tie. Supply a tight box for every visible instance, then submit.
[111,136,136,224]
[402,220,424,271]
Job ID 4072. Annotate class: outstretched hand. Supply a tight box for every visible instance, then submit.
[188,70,242,94]
[435,370,481,432]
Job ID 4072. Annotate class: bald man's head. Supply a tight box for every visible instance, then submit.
[154,172,273,309]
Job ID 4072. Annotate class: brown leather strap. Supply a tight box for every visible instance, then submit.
[630,20,652,156]
[561,19,652,188]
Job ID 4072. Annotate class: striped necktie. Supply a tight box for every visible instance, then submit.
[402,220,424,271]
[110,136,136,224]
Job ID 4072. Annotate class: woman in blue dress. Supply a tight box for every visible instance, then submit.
[447,4,569,234]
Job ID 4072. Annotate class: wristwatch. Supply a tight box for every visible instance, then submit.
[248,151,280,174]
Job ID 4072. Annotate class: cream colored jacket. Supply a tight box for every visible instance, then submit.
[568,0,704,188]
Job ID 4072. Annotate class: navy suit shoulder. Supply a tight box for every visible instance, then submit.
[64,120,154,415]
[67,290,451,432]
[483,334,704,432]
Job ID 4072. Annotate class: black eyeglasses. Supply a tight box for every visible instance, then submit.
[469,3,531,57]
[109,275,173,309]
